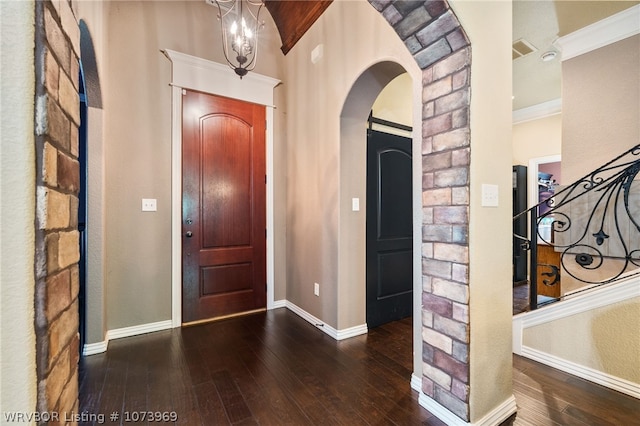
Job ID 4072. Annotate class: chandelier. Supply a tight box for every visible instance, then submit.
[211,0,265,78]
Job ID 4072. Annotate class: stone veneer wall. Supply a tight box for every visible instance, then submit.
[34,0,82,419]
[369,0,472,421]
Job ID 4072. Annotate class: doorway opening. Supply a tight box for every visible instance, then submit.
[339,63,421,376]
[78,65,88,353]
[181,90,267,323]
[366,91,414,328]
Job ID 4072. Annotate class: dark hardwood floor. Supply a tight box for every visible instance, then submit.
[79,308,640,425]
[513,282,530,315]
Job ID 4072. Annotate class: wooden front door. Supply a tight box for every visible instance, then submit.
[182,90,266,323]
[366,129,413,328]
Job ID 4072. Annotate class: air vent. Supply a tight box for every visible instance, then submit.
[512,39,537,60]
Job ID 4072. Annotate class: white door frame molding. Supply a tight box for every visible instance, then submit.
[163,49,280,327]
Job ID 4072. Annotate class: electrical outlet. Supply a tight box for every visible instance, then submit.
[142,198,157,212]
[314,283,320,296]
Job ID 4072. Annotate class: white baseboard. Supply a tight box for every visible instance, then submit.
[521,346,640,400]
[83,319,173,356]
[418,392,516,426]
[82,299,369,355]
[83,340,108,356]
[271,299,286,309]
[513,276,640,399]
[107,319,173,340]
[411,373,422,392]
[284,301,368,341]
[473,396,517,426]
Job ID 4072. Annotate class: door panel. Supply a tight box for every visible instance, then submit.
[201,115,252,248]
[182,90,266,323]
[366,129,413,328]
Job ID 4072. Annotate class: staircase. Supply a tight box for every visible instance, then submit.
[512,144,640,399]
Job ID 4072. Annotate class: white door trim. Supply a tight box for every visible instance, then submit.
[163,49,280,327]
[528,154,561,211]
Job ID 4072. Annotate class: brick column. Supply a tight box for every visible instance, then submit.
[34,0,82,421]
[369,0,472,421]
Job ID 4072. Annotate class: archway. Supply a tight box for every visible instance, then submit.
[78,20,106,354]
[339,58,423,379]
[366,1,476,422]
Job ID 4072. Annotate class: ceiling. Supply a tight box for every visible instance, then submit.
[264,0,332,54]
[261,0,637,111]
[512,0,639,111]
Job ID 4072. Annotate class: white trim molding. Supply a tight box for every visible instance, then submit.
[162,49,280,327]
[512,98,562,124]
[418,393,517,426]
[83,340,108,356]
[520,347,640,400]
[513,275,640,338]
[513,275,640,397]
[411,373,422,392]
[556,4,640,61]
[83,320,173,356]
[284,301,368,341]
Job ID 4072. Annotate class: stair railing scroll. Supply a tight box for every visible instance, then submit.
[514,144,640,310]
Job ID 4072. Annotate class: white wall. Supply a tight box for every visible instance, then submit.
[0,0,37,414]
[451,0,515,421]
[513,114,562,166]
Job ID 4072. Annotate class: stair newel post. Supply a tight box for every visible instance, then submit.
[529,207,538,311]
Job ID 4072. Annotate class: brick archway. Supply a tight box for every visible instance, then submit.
[369,0,472,421]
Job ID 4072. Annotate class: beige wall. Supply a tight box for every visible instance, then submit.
[78,0,108,347]
[0,0,38,414]
[512,114,562,166]
[285,0,514,421]
[518,24,640,402]
[524,297,640,384]
[451,1,514,421]
[77,0,285,333]
[70,2,516,420]
[562,35,640,182]
[372,73,413,132]
[282,0,421,330]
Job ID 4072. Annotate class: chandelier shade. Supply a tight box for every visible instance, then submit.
[211,0,265,78]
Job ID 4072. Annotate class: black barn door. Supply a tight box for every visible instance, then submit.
[366,129,413,328]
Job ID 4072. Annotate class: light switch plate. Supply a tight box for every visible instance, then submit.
[142,198,157,212]
[352,198,360,211]
[481,184,499,207]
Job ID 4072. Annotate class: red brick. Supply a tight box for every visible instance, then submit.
[434,350,468,382]
[423,113,452,137]
[47,95,70,149]
[46,269,71,322]
[48,300,78,366]
[47,233,60,275]
[57,152,79,193]
[435,88,469,115]
[46,345,70,410]
[45,48,59,98]
[434,205,468,224]
[44,6,71,77]
[423,151,451,171]
[423,293,453,317]
[423,75,452,102]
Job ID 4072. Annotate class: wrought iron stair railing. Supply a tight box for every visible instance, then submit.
[514,144,640,311]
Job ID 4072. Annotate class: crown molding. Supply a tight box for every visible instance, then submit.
[556,4,640,61]
[512,98,562,124]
